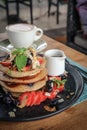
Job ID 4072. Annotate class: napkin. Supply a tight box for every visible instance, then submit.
[67,58,87,105]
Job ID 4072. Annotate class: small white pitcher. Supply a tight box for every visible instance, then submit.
[44,49,66,76]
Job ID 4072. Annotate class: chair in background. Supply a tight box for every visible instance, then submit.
[0,0,19,24]
[48,0,60,24]
[0,0,33,24]
[18,0,33,24]
[66,0,87,55]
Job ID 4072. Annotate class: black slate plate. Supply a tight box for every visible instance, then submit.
[0,63,84,121]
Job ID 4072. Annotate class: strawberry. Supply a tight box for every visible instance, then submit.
[0,61,11,66]
[26,91,36,106]
[22,65,31,71]
[37,57,44,65]
[48,76,61,81]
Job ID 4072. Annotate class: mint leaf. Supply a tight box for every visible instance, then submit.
[54,79,67,88]
[15,55,27,71]
[12,48,27,55]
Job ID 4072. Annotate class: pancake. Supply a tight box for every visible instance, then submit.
[0,57,46,78]
[0,68,47,84]
[0,77,47,93]
[0,48,48,108]
[2,87,23,98]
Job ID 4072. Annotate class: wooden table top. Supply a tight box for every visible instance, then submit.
[0,34,87,130]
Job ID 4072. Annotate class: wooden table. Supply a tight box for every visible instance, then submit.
[0,34,87,130]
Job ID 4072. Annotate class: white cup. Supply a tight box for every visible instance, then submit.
[44,49,66,76]
[6,23,43,48]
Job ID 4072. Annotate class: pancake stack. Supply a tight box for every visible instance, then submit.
[0,48,48,107]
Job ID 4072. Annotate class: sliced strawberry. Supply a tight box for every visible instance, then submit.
[19,92,30,101]
[47,91,57,99]
[26,92,35,106]
[19,92,30,107]
[57,84,64,92]
[29,91,36,106]
[35,91,47,105]
[37,57,44,65]
[56,76,61,81]
[0,61,11,66]
[22,65,31,71]
[30,92,39,106]
[48,76,61,81]
[18,83,64,107]
[26,97,31,107]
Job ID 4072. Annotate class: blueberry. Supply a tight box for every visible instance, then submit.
[13,99,20,106]
[3,95,12,104]
[61,75,67,80]
[49,98,59,110]
[46,80,54,87]
[30,52,33,56]
[0,92,4,99]
[50,98,58,106]
[27,83,34,87]
[38,53,44,57]
[26,58,32,66]
[12,60,14,65]
[46,86,53,92]
[45,80,54,92]
[6,54,10,59]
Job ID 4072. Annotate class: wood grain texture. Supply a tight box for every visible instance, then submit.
[0,101,87,130]
[0,33,87,130]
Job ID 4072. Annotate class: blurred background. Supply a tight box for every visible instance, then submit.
[1,0,86,54]
[0,0,67,41]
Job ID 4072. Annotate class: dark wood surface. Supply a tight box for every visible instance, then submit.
[0,101,87,130]
[0,33,87,130]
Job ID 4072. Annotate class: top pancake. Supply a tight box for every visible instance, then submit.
[0,56,46,78]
